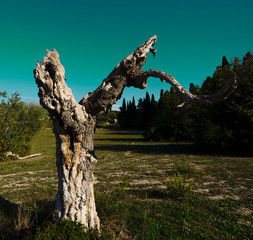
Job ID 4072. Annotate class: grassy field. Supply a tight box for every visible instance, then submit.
[0,127,252,239]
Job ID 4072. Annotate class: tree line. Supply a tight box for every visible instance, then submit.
[0,92,50,161]
[118,52,253,155]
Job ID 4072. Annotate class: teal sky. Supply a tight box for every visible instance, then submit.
[0,0,252,109]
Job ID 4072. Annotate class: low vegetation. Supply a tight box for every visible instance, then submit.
[31,220,111,240]
[0,128,252,239]
[164,172,194,199]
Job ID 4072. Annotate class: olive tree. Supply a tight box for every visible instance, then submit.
[34,36,236,229]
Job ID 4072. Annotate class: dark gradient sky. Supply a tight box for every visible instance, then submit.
[0,0,252,109]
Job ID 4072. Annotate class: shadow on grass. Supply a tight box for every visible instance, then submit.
[95,128,253,157]
[95,143,194,155]
[108,130,145,135]
[95,137,144,142]
[0,196,18,216]
[0,196,55,240]
[95,137,249,157]
[128,188,167,199]
[0,197,18,239]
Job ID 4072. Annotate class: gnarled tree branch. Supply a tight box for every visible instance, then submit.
[80,35,236,115]
[79,36,157,116]
[133,69,237,107]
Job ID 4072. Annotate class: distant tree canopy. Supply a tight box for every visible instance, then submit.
[118,52,253,154]
[0,92,49,160]
[117,92,158,129]
[96,110,118,125]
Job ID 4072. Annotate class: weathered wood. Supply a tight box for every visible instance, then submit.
[133,69,237,107]
[34,50,99,229]
[79,35,157,116]
[5,152,41,160]
[34,36,237,230]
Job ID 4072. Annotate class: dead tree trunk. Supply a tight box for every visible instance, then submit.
[34,36,236,229]
[34,50,100,228]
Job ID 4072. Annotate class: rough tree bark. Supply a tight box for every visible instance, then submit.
[34,35,236,230]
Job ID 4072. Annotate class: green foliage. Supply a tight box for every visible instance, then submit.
[192,52,253,154]
[32,220,111,240]
[96,182,252,240]
[0,92,49,161]
[164,173,194,199]
[144,88,188,141]
[139,51,253,155]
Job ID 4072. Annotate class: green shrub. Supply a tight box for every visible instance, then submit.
[164,173,194,199]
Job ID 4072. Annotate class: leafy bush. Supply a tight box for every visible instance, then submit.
[164,173,194,199]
